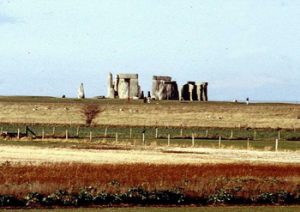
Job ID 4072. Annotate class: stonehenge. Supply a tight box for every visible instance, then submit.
[106,72,208,101]
[106,73,141,99]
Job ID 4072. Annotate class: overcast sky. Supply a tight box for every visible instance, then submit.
[0,0,299,101]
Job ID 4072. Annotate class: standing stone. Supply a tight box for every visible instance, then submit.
[196,82,206,101]
[196,83,201,101]
[77,83,85,99]
[178,85,183,101]
[152,76,178,100]
[139,91,144,99]
[117,74,140,99]
[114,74,119,97]
[180,81,208,101]
[181,81,197,101]
[181,83,189,101]
[107,72,115,98]
[200,83,204,101]
[152,76,171,100]
[118,78,129,99]
[203,82,208,101]
[188,84,194,101]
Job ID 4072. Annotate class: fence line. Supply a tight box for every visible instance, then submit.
[1,125,300,151]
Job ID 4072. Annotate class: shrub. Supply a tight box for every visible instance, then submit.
[208,189,234,204]
[81,104,103,126]
[0,195,24,207]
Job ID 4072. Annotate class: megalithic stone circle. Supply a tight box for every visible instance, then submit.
[106,72,208,101]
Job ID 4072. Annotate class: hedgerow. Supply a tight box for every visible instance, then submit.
[1,187,300,208]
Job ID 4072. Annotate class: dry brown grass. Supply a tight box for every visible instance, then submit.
[0,162,299,197]
[1,98,300,128]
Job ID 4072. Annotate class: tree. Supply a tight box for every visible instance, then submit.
[81,104,103,126]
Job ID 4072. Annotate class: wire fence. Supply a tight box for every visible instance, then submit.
[1,124,300,151]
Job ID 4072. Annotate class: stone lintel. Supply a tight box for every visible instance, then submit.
[118,73,138,79]
[164,81,177,85]
[187,81,195,85]
[153,76,172,81]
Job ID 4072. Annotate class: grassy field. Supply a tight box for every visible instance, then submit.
[1,96,300,208]
[1,96,300,128]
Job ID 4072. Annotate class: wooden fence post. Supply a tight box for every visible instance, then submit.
[247,138,250,150]
[275,139,278,152]
[253,130,257,140]
[168,134,170,146]
[142,133,145,145]
[104,127,108,137]
[52,127,56,136]
[65,129,68,140]
[205,130,208,137]
[76,126,80,137]
[115,133,118,142]
[155,128,158,139]
[130,128,132,139]
[180,128,183,137]
[89,131,92,142]
[218,136,221,148]
[17,128,20,139]
[278,131,281,140]
[192,133,195,147]
[42,128,45,140]
[230,130,233,139]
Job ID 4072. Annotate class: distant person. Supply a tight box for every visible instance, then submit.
[246,97,249,105]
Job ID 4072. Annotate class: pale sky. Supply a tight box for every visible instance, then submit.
[0,0,299,101]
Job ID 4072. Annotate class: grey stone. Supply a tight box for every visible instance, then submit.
[181,81,197,101]
[77,83,85,99]
[118,78,129,99]
[181,81,208,101]
[108,73,141,99]
[178,85,183,101]
[107,72,115,98]
[202,82,208,101]
[152,76,178,100]
[118,73,138,79]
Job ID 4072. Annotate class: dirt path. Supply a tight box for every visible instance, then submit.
[0,145,299,165]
